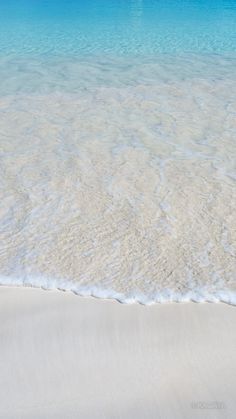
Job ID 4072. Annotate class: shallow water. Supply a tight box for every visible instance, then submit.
[0,1,236,303]
[1,0,236,55]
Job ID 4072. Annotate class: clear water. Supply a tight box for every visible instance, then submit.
[0,1,236,304]
[1,0,236,56]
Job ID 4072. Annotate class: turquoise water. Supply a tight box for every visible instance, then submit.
[0,0,236,56]
[0,1,236,303]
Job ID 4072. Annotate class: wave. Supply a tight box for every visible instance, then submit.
[1,275,236,305]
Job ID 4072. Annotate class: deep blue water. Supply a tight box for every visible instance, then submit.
[0,0,236,56]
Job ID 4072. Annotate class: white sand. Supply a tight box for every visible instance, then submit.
[0,287,236,418]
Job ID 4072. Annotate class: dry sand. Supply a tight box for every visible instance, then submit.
[0,287,236,418]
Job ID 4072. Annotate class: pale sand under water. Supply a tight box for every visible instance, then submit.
[1,56,236,303]
[0,287,236,419]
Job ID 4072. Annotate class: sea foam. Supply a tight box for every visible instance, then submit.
[1,275,236,306]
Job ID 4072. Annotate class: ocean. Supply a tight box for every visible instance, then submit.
[0,0,236,303]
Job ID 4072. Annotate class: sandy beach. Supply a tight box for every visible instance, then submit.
[0,287,235,419]
[1,1,236,418]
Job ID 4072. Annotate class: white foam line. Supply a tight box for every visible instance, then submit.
[1,275,236,306]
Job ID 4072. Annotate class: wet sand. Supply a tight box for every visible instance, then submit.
[0,287,236,419]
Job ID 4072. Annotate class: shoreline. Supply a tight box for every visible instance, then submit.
[1,287,236,418]
[1,282,236,306]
